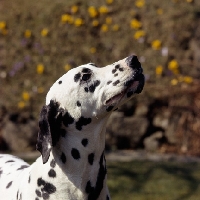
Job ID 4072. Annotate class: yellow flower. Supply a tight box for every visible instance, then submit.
[184,76,193,84]
[24,29,32,38]
[37,64,44,74]
[135,0,145,8]
[22,92,30,101]
[18,101,25,109]
[130,19,142,30]
[171,79,178,86]
[74,18,84,27]
[71,5,79,14]
[88,6,98,18]
[64,64,72,71]
[151,40,162,50]
[106,0,114,4]
[41,28,49,37]
[61,14,74,24]
[101,24,108,32]
[168,59,179,70]
[155,65,163,76]
[112,24,120,31]
[105,17,112,24]
[133,30,145,40]
[90,47,97,54]
[99,6,109,14]
[0,21,6,29]
[168,59,180,74]
[157,8,163,15]
[92,20,99,27]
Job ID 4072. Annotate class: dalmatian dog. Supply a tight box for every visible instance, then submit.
[0,55,144,200]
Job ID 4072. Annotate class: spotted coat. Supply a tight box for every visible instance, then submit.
[0,55,144,200]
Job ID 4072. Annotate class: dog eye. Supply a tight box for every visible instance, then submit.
[82,73,91,81]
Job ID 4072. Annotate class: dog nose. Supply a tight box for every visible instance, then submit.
[126,55,143,73]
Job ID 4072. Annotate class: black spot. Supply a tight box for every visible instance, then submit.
[84,87,89,92]
[37,178,46,186]
[35,198,39,200]
[62,112,74,127]
[35,189,42,197]
[60,152,66,164]
[82,68,92,73]
[107,195,110,200]
[5,160,15,163]
[17,165,29,170]
[115,64,120,69]
[50,105,63,147]
[48,169,56,178]
[107,81,112,85]
[17,190,19,199]
[88,153,94,165]
[82,73,91,81]
[77,101,81,107]
[106,106,114,112]
[42,192,50,199]
[76,116,92,131]
[113,80,120,86]
[50,159,56,168]
[82,138,88,147]
[112,69,117,74]
[89,63,97,67]
[6,181,12,188]
[114,73,118,77]
[58,80,62,84]
[74,72,81,82]
[43,182,56,194]
[60,129,67,137]
[28,175,31,183]
[71,148,80,160]
[89,80,100,93]
[127,91,134,98]
[85,180,94,194]
[87,152,107,200]
[36,100,64,163]
[37,177,56,194]
[119,67,124,71]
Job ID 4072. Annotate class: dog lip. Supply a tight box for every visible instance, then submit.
[105,74,144,106]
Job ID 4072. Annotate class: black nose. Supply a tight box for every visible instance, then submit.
[126,55,142,73]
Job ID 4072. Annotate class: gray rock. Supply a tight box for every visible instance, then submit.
[1,115,37,152]
[106,111,149,149]
[144,131,163,152]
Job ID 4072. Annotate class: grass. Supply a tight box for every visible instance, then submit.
[107,160,200,200]
[24,157,200,199]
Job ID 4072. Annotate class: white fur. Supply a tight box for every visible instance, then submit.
[0,56,144,200]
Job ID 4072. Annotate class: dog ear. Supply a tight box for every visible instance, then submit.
[36,100,63,164]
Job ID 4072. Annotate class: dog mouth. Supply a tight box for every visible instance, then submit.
[105,73,145,106]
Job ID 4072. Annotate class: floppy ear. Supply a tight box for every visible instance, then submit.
[36,100,63,164]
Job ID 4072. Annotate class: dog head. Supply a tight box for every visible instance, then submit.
[37,55,145,163]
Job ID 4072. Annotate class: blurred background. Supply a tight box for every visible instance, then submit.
[0,0,200,199]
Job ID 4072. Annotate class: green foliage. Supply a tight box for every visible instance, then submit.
[107,160,200,200]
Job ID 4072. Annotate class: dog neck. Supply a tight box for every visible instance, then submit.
[34,117,110,200]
